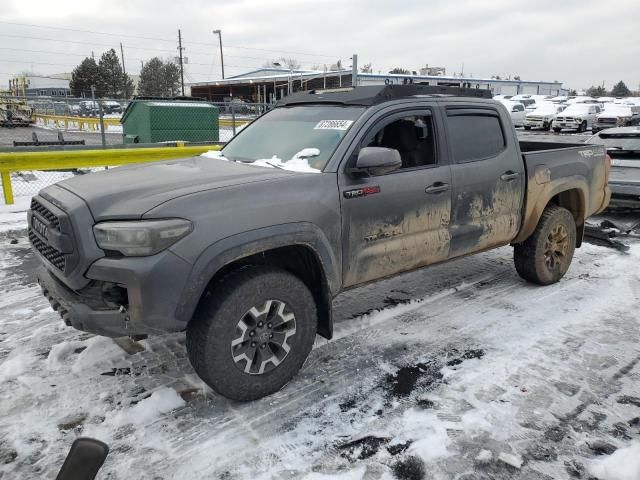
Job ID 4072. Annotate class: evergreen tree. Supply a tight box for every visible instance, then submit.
[162,61,181,96]
[138,57,165,96]
[610,81,631,97]
[586,85,607,97]
[97,49,133,98]
[389,67,410,74]
[70,57,100,97]
[138,58,181,97]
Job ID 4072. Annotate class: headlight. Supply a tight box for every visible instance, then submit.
[93,219,193,256]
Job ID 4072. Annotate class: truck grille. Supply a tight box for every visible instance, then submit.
[28,229,66,270]
[597,117,618,125]
[29,198,66,271]
[30,198,60,229]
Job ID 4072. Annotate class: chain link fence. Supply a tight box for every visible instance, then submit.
[1,95,270,148]
[1,96,269,203]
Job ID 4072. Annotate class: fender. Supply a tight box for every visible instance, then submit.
[173,222,341,336]
[513,175,589,244]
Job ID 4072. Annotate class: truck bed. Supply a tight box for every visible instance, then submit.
[513,140,610,243]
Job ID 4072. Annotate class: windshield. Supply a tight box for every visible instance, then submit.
[562,104,591,114]
[603,105,632,115]
[530,103,559,114]
[587,132,640,152]
[220,105,364,172]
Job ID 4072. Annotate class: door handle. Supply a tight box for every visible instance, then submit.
[500,171,520,181]
[425,182,450,194]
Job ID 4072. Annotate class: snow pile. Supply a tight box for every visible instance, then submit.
[200,148,322,173]
[200,150,227,160]
[110,388,186,427]
[589,443,640,480]
[0,196,30,232]
[401,410,452,462]
[0,352,37,383]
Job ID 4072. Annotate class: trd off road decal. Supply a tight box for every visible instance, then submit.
[343,186,381,199]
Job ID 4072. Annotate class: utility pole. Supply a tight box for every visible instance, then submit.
[178,29,185,96]
[120,43,126,75]
[351,54,358,87]
[213,30,225,79]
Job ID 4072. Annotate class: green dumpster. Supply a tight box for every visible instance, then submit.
[121,100,219,144]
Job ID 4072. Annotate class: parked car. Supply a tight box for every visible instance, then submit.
[524,103,565,130]
[493,94,513,100]
[499,99,526,127]
[102,101,123,114]
[31,85,611,401]
[587,126,640,209]
[566,96,598,105]
[553,103,602,133]
[592,104,640,133]
[79,100,98,116]
[511,95,537,111]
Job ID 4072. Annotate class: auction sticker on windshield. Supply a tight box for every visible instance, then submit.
[314,120,354,130]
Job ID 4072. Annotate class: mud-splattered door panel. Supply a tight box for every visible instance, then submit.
[340,167,452,287]
[445,110,525,257]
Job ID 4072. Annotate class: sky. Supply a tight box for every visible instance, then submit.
[1,0,639,91]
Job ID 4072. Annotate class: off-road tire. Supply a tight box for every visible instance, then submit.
[514,205,577,285]
[186,265,317,401]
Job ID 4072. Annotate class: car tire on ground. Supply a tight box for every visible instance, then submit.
[523,126,531,130]
[513,205,577,286]
[186,265,317,401]
[578,121,587,133]
[553,127,562,133]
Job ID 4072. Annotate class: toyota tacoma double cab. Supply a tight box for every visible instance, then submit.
[30,85,611,401]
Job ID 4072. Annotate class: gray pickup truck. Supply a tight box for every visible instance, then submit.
[30,85,611,400]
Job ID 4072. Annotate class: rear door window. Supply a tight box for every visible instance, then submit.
[446,111,506,163]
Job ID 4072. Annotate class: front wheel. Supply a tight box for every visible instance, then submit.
[553,127,562,133]
[578,120,587,133]
[514,205,577,285]
[523,126,531,130]
[187,265,317,401]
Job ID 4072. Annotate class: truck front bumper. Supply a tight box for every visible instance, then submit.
[38,249,194,338]
[524,119,551,129]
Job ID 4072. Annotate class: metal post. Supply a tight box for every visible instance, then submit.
[231,102,236,136]
[1,171,14,205]
[92,86,106,148]
[351,54,358,87]
[178,29,185,96]
[213,30,225,79]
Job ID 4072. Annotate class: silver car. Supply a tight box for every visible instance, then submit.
[587,126,640,209]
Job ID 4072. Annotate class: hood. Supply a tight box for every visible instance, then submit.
[55,155,297,220]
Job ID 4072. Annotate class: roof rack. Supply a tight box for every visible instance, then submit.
[277,84,492,106]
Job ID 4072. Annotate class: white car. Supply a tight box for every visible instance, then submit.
[552,103,602,133]
[593,104,640,133]
[499,99,526,127]
[524,103,565,131]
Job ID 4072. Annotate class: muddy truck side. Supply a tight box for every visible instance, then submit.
[30,85,611,400]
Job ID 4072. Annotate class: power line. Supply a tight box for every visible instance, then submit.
[0,21,343,58]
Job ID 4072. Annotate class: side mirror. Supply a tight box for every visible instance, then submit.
[353,147,402,176]
[56,437,109,480]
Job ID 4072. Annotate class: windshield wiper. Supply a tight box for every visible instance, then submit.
[264,160,286,170]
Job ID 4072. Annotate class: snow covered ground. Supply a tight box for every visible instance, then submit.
[0,208,639,479]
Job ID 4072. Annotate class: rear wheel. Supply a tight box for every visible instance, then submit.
[514,205,577,285]
[186,265,317,401]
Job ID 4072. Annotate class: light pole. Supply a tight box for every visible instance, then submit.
[213,29,225,79]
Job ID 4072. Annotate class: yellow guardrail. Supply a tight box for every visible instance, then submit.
[35,114,120,131]
[34,114,249,130]
[0,143,221,205]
